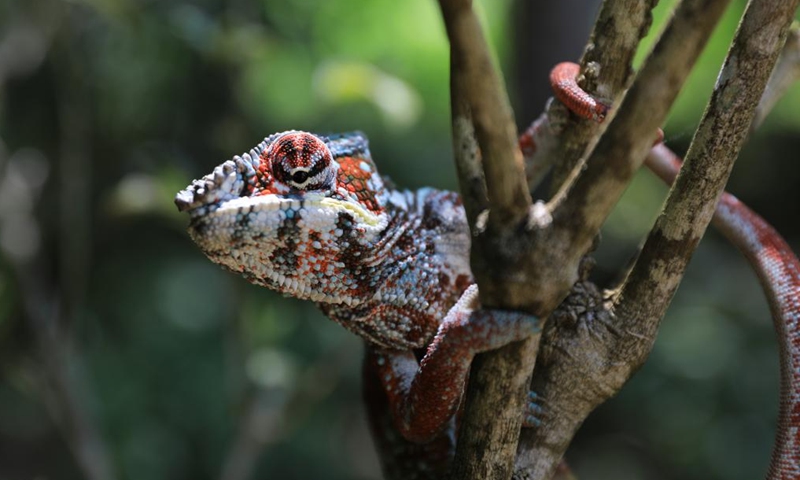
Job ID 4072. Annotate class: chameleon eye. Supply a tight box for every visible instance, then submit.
[265,132,335,191]
[290,169,310,186]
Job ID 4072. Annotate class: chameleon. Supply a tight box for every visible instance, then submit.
[176,62,800,478]
[174,129,542,476]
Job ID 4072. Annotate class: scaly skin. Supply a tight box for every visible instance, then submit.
[548,61,799,479]
[175,130,539,478]
[175,131,473,349]
[548,62,609,122]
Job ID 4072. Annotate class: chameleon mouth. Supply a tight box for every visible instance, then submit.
[202,193,386,229]
[180,191,387,308]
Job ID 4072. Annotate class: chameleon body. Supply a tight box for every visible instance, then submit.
[175,130,539,473]
[176,130,474,350]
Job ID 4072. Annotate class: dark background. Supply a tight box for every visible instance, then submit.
[1,0,799,479]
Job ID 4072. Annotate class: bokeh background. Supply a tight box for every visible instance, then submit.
[1,0,799,479]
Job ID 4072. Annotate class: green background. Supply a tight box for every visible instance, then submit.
[1,0,798,479]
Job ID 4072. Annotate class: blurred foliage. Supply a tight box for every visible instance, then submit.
[0,0,798,479]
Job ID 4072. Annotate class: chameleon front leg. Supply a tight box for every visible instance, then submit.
[362,351,456,480]
[369,285,541,444]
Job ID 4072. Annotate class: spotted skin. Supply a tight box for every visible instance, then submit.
[176,130,539,479]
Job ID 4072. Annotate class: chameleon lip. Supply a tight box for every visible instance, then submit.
[203,192,387,230]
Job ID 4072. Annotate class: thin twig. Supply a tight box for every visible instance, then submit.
[449,114,488,225]
[220,389,286,480]
[219,355,343,480]
[548,0,731,270]
[541,0,659,191]
[439,0,531,228]
[15,267,117,480]
[751,23,800,131]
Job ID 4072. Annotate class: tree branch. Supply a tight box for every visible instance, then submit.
[514,0,735,476]
[545,0,659,190]
[612,0,799,358]
[751,22,800,131]
[439,1,732,477]
[518,7,799,475]
[437,0,797,478]
[437,1,540,479]
[548,0,730,269]
[513,0,797,473]
[439,0,531,228]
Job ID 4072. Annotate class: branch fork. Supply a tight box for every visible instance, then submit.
[437,0,800,478]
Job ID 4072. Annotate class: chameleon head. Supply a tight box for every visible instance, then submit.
[175,130,391,306]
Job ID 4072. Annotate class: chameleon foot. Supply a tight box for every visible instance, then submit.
[371,285,540,443]
[523,391,545,428]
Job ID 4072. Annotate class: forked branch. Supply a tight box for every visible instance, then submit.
[439,0,730,478]
[438,0,798,478]
[516,0,798,477]
[439,0,531,229]
[438,1,541,479]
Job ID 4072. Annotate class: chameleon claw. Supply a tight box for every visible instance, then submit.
[524,414,543,428]
[527,401,544,414]
[527,390,547,405]
[523,391,546,429]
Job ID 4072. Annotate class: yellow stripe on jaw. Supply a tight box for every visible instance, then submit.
[319,197,383,227]
[210,193,386,230]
